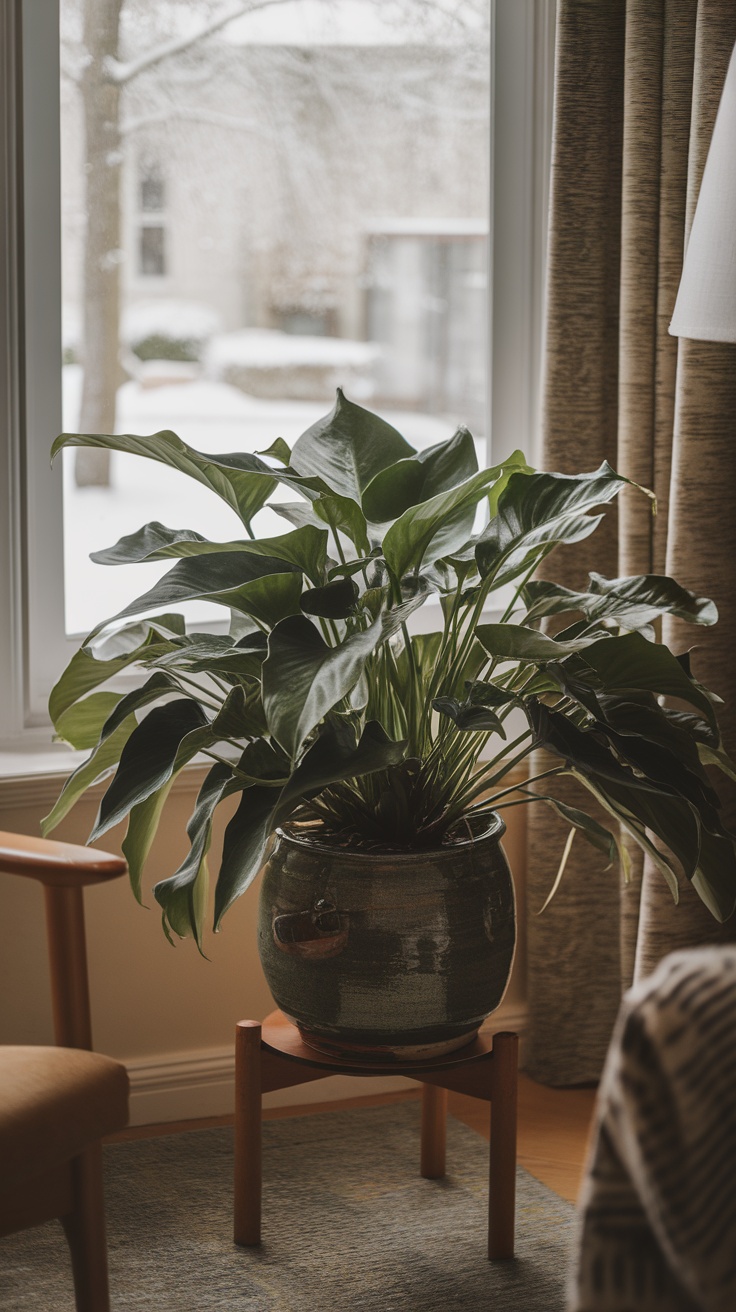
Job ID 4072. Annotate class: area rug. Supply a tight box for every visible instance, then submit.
[0,1103,576,1311]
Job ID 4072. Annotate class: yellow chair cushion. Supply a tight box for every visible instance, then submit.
[0,1046,129,1191]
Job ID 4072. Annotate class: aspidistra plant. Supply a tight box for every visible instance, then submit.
[46,391,736,949]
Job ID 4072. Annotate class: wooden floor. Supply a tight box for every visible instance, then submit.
[109,1073,598,1206]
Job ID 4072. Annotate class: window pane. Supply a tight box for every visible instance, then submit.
[139,225,166,276]
[60,0,490,636]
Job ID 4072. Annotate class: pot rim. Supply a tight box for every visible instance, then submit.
[274,810,506,862]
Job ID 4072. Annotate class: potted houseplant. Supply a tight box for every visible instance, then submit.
[45,391,736,1059]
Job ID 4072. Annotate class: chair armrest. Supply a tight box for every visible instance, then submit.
[0,832,126,887]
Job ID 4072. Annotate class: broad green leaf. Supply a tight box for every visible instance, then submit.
[155,634,267,683]
[581,632,717,726]
[476,463,652,587]
[154,764,234,948]
[523,573,718,631]
[259,437,292,465]
[383,457,526,582]
[52,429,276,528]
[691,827,736,922]
[122,778,175,903]
[262,613,384,759]
[433,696,506,735]
[313,492,371,557]
[90,522,328,586]
[277,719,407,814]
[270,501,320,531]
[232,571,304,628]
[361,426,478,523]
[290,388,415,502]
[212,785,280,930]
[49,618,183,723]
[698,743,736,782]
[566,768,682,903]
[475,623,595,663]
[41,719,137,835]
[99,671,178,742]
[464,680,517,708]
[587,573,717,626]
[90,700,209,840]
[527,700,674,795]
[91,523,209,565]
[211,720,408,929]
[300,578,359,619]
[87,552,302,640]
[54,692,123,750]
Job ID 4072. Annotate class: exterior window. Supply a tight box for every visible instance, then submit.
[139,224,166,277]
[1,0,555,745]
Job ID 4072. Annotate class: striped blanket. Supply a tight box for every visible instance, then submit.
[568,946,736,1312]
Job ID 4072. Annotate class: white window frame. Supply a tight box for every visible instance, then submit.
[0,0,556,758]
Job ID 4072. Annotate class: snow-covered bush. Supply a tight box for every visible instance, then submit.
[205,328,381,401]
[121,300,222,363]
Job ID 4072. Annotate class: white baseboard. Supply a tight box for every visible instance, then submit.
[125,1002,529,1127]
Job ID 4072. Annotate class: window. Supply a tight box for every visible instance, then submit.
[137,160,168,276]
[0,0,555,751]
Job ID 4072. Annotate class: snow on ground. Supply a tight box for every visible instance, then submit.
[63,367,479,637]
[206,328,381,372]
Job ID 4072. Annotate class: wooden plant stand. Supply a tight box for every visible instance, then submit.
[233,1010,519,1260]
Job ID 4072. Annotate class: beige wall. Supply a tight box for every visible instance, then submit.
[1,766,527,1124]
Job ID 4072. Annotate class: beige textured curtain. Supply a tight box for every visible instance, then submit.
[525,0,736,1085]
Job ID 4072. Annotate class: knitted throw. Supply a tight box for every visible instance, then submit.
[569,946,736,1312]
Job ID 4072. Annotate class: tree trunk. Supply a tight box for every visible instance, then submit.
[75,0,124,487]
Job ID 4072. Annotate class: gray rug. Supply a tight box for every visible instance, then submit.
[0,1103,575,1310]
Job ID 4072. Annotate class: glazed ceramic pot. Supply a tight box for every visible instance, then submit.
[257,814,516,1062]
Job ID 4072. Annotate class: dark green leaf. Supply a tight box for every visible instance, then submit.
[259,437,292,465]
[54,692,123,750]
[476,463,651,587]
[433,697,506,735]
[90,700,209,840]
[49,617,183,723]
[87,552,302,639]
[313,492,371,557]
[300,578,359,618]
[361,426,478,522]
[154,764,235,948]
[475,623,594,663]
[52,429,276,528]
[581,632,717,726]
[383,455,529,582]
[262,614,384,759]
[212,785,279,930]
[100,671,179,742]
[91,522,328,587]
[290,388,414,503]
[122,779,175,903]
[41,719,138,836]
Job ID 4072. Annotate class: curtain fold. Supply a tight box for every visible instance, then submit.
[525,0,736,1085]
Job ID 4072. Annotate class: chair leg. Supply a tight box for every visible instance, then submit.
[61,1143,111,1312]
[488,1031,518,1260]
[420,1083,447,1179]
[234,1021,262,1246]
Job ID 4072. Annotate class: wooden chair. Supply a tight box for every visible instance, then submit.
[0,831,130,1312]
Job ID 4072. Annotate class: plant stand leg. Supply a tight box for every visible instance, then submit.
[420,1083,447,1178]
[488,1031,518,1260]
[234,1021,262,1246]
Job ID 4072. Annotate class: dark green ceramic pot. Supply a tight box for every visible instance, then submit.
[257,814,516,1062]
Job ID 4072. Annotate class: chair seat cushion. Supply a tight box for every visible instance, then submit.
[0,1046,129,1192]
